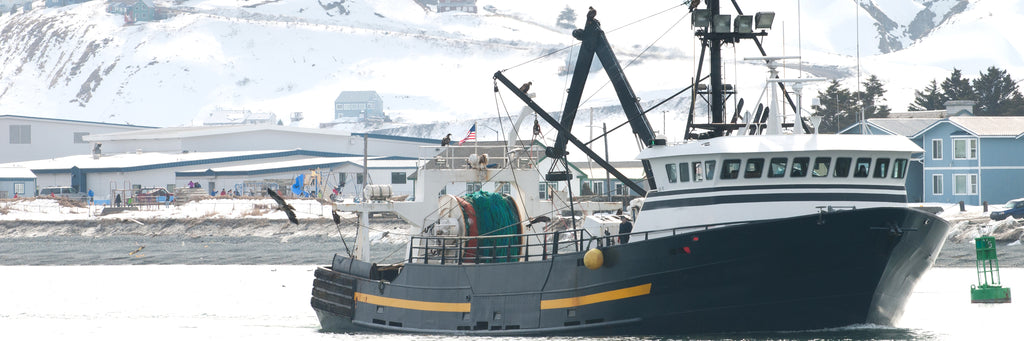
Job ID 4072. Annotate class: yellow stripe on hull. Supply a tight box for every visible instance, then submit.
[355,292,472,313]
[540,283,652,310]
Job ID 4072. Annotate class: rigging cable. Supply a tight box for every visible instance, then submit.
[499,3,686,73]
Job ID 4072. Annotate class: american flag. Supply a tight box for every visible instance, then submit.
[459,123,477,145]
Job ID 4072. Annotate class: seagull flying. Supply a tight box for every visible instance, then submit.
[268,188,299,225]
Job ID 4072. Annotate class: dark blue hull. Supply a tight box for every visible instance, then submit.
[311,207,948,335]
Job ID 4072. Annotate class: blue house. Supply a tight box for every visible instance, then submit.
[126,0,156,22]
[334,91,385,120]
[845,100,1024,205]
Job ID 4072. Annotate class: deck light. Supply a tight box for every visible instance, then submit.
[734,15,753,33]
[755,12,775,29]
[712,14,731,33]
[692,9,710,27]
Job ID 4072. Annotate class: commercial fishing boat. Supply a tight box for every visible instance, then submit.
[311,1,949,335]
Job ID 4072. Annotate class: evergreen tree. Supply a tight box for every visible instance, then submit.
[856,75,890,119]
[908,79,947,111]
[972,66,1024,116]
[556,6,577,29]
[940,68,974,101]
[812,80,857,133]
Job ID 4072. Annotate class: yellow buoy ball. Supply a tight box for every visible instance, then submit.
[584,248,604,270]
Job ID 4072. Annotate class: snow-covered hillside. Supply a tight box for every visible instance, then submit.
[0,0,1020,150]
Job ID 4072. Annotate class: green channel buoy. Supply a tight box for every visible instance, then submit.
[970,236,1012,303]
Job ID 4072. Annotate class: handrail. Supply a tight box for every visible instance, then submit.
[406,225,702,265]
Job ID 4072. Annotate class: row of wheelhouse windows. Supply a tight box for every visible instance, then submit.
[664,156,910,184]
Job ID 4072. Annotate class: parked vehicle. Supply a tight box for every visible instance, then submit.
[990,198,1024,220]
[38,186,88,202]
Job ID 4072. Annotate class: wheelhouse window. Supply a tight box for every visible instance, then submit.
[931,139,942,160]
[932,174,943,195]
[467,182,482,193]
[790,157,809,177]
[744,158,764,179]
[721,159,741,180]
[812,157,831,177]
[768,158,787,178]
[678,163,690,182]
[892,159,908,179]
[665,163,678,183]
[704,161,717,181]
[873,158,891,178]
[693,162,703,181]
[854,158,871,178]
[953,138,977,160]
[833,157,852,177]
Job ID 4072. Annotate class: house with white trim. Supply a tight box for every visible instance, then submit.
[844,100,1024,205]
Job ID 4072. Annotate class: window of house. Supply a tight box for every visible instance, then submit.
[932,174,942,195]
[592,181,605,196]
[931,139,942,160]
[356,173,364,184]
[73,132,90,144]
[873,158,891,178]
[9,124,30,144]
[833,157,852,177]
[892,159,908,179]
[954,174,977,195]
[853,158,871,178]
[704,160,717,180]
[665,163,678,183]
[391,172,407,184]
[721,159,741,180]
[744,158,764,179]
[790,157,809,177]
[615,183,624,195]
[467,182,482,193]
[768,158,787,178]
[678,163,690,182]
[953,138,977,160]
[812,157,831,177]
[14,183,25,195]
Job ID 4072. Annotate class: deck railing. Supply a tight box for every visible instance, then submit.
[407,226,689,265]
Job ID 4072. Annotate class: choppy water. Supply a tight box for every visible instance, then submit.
[0,235,409,265]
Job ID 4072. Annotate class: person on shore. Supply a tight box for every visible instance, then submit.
[115,194,122,207]
[87,189,94,204]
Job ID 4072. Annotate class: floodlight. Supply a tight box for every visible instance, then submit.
[755,12,775,29]
[712,14,731,33]
[692,9,710,27]
[734,15,753,33]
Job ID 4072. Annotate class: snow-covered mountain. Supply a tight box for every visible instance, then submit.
[1,0,1021,158]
